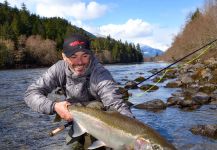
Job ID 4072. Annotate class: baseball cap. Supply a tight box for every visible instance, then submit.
[63,34,91,57]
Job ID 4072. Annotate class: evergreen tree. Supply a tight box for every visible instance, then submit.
[19,3,31,35]
[0,2,143,68]
[190,8,201,21]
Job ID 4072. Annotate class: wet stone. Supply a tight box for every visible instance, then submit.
[139,84,159,92]
[190,124,217,139]
[164,73,177,79]
[210,100,217,105]
[152,76,166,83]
[134,76,146,82]
[134,99,167,111]
[180,75,194,84]
[124,81,138,89]
[178,99,196,108]
[167,97,183,106]
[192,92,211,105]
[171,91,183,97]
[198,84,217,94]
[148,68,159,74]
[165,81,182,88]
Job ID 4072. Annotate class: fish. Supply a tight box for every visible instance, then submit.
[68,105,177,150]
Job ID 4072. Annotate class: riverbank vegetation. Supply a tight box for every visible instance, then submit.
[0,1,143,69]
[158,0,217,62]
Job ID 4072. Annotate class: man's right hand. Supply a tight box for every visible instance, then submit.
[54,101,73,122]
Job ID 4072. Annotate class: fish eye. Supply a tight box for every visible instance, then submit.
[152,144,162,150]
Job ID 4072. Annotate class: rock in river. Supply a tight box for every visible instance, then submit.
[134,99,167,111]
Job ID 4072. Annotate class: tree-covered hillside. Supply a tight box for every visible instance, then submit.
[158,0,217,62]
[0,1,143,69]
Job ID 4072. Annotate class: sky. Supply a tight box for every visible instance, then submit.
[0,0,205,51]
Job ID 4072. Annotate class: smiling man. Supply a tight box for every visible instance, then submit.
[24,34,133,149]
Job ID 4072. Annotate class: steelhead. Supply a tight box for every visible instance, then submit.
[68,105,177,150]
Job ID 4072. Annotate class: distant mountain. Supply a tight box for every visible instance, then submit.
[94,33,107,38]
[141,45,164,57]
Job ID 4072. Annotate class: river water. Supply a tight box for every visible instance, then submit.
[0,62,217,150]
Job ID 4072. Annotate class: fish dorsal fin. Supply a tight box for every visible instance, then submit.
[88,140,106,149]
[72,121,86,137]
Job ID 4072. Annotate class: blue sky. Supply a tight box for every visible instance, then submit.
[1,0,204,51]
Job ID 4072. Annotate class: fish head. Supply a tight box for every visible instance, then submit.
[133,136,175,150]
[132,137,153,150]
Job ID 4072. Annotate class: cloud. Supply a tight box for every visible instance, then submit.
[36,1,108,20]
[99,19,153,38]
[3,0,109,20]
[81,19,178,51]
[133,25,179,51]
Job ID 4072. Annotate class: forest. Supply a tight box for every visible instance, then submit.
[0,1,143,69]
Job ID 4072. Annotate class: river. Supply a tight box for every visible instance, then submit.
[0,62,217,150]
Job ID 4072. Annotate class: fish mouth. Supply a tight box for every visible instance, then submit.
[133,137,153,150]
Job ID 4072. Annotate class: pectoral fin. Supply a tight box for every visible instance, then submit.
[72,121,86,137]
[88,140,106,149]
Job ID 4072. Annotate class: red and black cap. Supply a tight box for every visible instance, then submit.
[63,34,91,57]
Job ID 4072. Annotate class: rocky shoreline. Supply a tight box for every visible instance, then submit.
[123,57,217,139]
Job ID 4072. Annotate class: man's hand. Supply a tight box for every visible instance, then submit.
[54,101,73,122]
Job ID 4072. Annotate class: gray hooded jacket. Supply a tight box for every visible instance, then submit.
[24,57,133,118]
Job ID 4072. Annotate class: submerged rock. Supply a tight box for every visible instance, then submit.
[165,81,182,88]
[124,81,138,89]
[148,68,160,74]
[134,76,146,82]
[198,84,217,94]
[134,99,167,111]
[178,99,196,107]
[180,74,194,84]
[164,72,177,79]
[192,92,211,105]
[139,84,159,92]
[167,96,183,106]
[190,124,217,139]
[152,76,166,83]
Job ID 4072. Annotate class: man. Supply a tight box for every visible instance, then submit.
[24,34,133,148]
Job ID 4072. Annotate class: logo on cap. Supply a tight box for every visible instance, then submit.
[69,41,85,47]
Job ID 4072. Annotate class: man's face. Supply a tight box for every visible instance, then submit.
[62,51,91,76]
